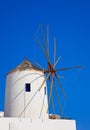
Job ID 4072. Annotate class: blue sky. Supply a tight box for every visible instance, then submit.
[0,0,90,130]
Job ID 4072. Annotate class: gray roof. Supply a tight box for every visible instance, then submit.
[7,59,42,75]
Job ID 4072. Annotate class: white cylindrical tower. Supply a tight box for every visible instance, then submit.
[4,59,48,119]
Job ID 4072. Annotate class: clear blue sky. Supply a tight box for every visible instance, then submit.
[0,0,90,130]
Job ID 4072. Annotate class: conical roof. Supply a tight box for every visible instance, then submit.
[7,58,41,75]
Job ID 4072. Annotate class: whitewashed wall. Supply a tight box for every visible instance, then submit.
[4,69,48,118]
[0,118,76,130]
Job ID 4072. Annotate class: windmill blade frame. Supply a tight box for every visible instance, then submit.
[47,77,53,113]
[34,35,50,62]
[53,80,64,117]
[46,24,49,60]
[54,56,62,68]
[56,66,83,71]
[34,24,83,118]
[56,74,67,98]
[54,37,56,64]
[34,60,45,70]
[39,24,50,62]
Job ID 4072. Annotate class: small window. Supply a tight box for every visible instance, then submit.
[25,83,31,92]
[44,87,46,95]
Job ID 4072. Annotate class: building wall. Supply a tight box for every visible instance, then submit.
[0,118,76,130]
[0,112,4,117]
[4,69,48,118]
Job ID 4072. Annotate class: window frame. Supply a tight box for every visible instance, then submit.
[25,83,31,92]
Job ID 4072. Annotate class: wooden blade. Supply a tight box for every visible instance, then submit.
[39,72,51,91]
[39,94,45,118]
[34,35,49,61]
[34,60,45,70]
[53,80,64,116]
[54,37,56,64]
[39,24,50,62]
[47,77,53,113]
[56,74,67,98]
[57,75,64,78]
[46,24,49,61]
[56,66,83,71]
[51,91,55,114]
[53,56,62,68]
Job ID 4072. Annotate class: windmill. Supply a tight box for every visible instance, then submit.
[16,24,82,119]
[3,24,80,130]
[4,24,82,119]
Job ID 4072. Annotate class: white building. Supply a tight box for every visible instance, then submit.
[0,59,76,130]
[4,59,48,119]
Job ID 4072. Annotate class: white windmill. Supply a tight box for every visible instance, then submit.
[0,24,82,130]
